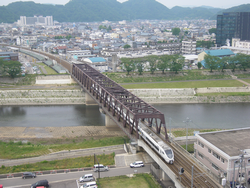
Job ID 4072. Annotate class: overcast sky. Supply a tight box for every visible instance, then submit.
[0,0,249,9]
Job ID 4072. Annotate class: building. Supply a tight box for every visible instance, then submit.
[216,12,250,47]
[18,16,53,26]
[195,128,250,186]
[0,52,18,61]
[232,38,250,49]
[182,40,197,55]
[83,57,108,72]
[198,49,235,62]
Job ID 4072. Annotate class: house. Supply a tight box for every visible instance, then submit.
[195,128,250,186]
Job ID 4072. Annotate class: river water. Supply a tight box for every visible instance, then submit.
[0,103,249,129]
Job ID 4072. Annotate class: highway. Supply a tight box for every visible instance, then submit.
[1,165,150,188]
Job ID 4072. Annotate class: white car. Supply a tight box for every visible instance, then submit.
[80,181,97,188]
[79,174,94,182]
[130,161,144,168]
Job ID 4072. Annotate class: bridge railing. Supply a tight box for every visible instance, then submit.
[72,63,168,140]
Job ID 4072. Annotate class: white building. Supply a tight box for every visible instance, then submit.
[182,40,196,55]
[232,38,250,49]
[195,128,250,186]
[18,16,53,26]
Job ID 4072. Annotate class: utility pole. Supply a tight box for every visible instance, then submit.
[183,117,190,151]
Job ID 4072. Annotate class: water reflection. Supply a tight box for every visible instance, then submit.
[0,106,26,116]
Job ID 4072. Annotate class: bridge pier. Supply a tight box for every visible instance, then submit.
[85,93,98,105]
[105,115,119,130]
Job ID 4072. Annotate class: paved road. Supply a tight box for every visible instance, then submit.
[1,165,151,188]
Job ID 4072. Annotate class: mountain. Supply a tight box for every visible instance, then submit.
[210,4,250,20]
[0,0,248,23]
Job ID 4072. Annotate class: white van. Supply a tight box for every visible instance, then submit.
[80,181,97,188]
[93,164,109,172]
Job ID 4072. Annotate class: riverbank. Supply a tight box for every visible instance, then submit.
[1,87,250,105]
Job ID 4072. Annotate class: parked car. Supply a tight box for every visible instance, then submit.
[80,181,97,188]
[130,161,144,168]
[22,172,36,179]
[0,184,3,188]
[31,179,49,188]
[93,164,108,172]
[79,174,94,182]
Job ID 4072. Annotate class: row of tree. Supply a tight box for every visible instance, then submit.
[0,58,22,78]
[203,53,250,72]
[120,54,185,75]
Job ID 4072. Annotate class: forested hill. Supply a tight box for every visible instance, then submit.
[0,0,248,23]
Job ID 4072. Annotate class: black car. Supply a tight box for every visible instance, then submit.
[22,172,36,179]
[31,179,49,188]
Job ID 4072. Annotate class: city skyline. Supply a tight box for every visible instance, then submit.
[0,0,249,9]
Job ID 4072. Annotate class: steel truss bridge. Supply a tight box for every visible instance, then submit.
[72,63,168,141]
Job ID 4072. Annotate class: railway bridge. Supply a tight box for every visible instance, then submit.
[1,45,222,188]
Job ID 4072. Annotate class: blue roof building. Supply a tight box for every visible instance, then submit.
[198,49,235,62]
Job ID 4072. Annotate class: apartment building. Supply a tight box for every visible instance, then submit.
[18,16,53,26]
[181,40,197,55]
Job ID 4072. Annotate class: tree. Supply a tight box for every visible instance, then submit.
[157,55,171,74]
[208,28,216,35]
[227,55,238,72]
[197,62,202,69]
[120,58,135,75]
[172,28,180,36]
[107,25,112,31]
[0,59,22,78]
[170,54,185,74]
[237,53,250,71]
[219,56,229,72]
[204,54,220,72]
[134,58,145,75]
[66,35,72,40]
[146,55,158,74]
[123,44,131,49]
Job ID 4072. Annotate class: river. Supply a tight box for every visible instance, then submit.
[0,103,249,129]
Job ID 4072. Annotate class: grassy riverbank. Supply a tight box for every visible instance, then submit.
[122,79,243,89]
[0,136,128,159]
[0,153,115,174]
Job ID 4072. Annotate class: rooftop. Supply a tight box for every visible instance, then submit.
[198,128,250,157]
[204,49,235,56]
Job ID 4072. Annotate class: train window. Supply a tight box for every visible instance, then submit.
[208,148,211,153]
[248,158,250,164]
[165,149,173,158]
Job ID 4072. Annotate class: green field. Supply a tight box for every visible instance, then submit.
[122,80,243,89]
[242,79,250,84]
[98,174,161,188]
[36,62,58,75]
[106,71,231,83]
[0,137,128,159]
[0,153,115,174]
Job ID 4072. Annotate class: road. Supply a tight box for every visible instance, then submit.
[1,165,150,188]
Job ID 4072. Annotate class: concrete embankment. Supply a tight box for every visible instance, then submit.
[1,87,250,105]
[0,89,85,105]
[128,88,250,103]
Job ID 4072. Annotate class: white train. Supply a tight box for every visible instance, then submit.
[138,122,174,164]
